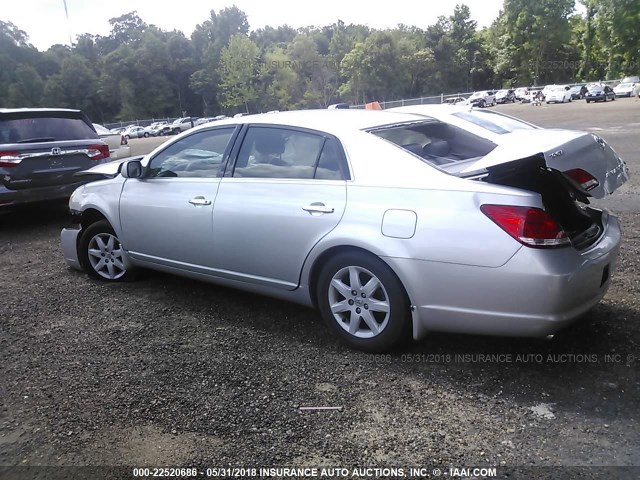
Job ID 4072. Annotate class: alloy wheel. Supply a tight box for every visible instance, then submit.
[327,266,391,339]
[87,233,126,280]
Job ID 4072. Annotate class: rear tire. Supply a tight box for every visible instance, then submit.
[316,252,411,352]
[79,220,136,282]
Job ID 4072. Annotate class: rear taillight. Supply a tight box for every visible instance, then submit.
[563,168,599,191]
[87,144,110,161]
[481,204,570,248]
[0,151,21,168]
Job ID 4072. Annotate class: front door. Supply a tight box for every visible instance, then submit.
[119,126,237,269]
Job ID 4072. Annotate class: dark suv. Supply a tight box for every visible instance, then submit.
[0,108,110,209]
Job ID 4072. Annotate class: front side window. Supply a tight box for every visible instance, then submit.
[233,127,346,180]
[147,127,235,178]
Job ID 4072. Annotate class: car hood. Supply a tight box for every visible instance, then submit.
[73,156,142,177]
[458,129,629,198]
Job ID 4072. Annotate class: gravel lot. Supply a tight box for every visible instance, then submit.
[1,99,639,479]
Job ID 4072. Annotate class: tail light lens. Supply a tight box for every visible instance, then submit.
[563,168,599,191]
[481,204,570,248]
[0,151,21,168]
[87,144,110,161]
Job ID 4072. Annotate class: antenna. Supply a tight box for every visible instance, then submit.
[62,0,74,46]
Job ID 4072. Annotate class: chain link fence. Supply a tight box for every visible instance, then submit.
[101,79,628,127]
[352,78,626,109]
[103,118,180,131]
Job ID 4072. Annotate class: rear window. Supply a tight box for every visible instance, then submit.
[370,121,496,166]
[451,110,536,135]
[0,115,98,144]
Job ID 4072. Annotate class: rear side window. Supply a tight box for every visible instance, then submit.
[0,116,98,144]
[233,127,348,180]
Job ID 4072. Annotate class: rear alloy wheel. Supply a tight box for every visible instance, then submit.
[317,252,410,352]
[79,220,135,281]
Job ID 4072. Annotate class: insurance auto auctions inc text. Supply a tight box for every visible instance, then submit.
[252,467,497,478]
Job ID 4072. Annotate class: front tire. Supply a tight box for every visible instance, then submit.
[79,220,135,282]
[317,252,410,352]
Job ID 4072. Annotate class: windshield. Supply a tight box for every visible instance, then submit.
[451,109,536,135]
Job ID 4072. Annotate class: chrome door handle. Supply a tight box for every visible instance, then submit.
[302,203,334,214]
[189,196,212,206]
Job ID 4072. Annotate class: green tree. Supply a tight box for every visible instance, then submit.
[218,34,260,112]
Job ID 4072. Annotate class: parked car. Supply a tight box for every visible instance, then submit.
[1,108,110,209]
[494,89,516,104]
[194,117,214,126]
[144,122,168,136]
[620,76,639,84]
[466,91,496,107]
[585,85,616,103]
[169,117,196,135]
[93,124,131,160]
[123,125,146,139]
[545,85,572,104]
[61,109,628,351]
[445,96,467,105]
[514,87,529,101]
[568,85,588,100]
[613,82,636,97]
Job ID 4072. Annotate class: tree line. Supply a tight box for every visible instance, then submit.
[0,0,637,123]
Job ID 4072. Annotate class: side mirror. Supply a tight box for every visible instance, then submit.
[120,160,143,178]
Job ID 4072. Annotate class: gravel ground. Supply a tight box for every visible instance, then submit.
[1,99,639,479]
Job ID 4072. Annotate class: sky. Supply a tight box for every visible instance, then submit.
[2,0,507,51]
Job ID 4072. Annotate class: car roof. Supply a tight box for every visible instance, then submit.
[207,109,432,134]
[0,107,83,115]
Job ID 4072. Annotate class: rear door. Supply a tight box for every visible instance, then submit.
[210,125,348,289]
[0,111,108,191]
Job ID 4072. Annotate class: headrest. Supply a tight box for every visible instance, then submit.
[254,131,285,155]
[423,139,450,157]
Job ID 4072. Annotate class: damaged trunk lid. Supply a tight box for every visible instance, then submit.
[455,129,629,199]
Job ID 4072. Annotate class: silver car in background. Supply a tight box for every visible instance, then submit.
[61,110,628,351]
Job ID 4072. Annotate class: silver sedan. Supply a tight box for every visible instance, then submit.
[61,110,628,351]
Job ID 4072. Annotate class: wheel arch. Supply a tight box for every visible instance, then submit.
[79,207,109,231]
[307,245,411,310]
